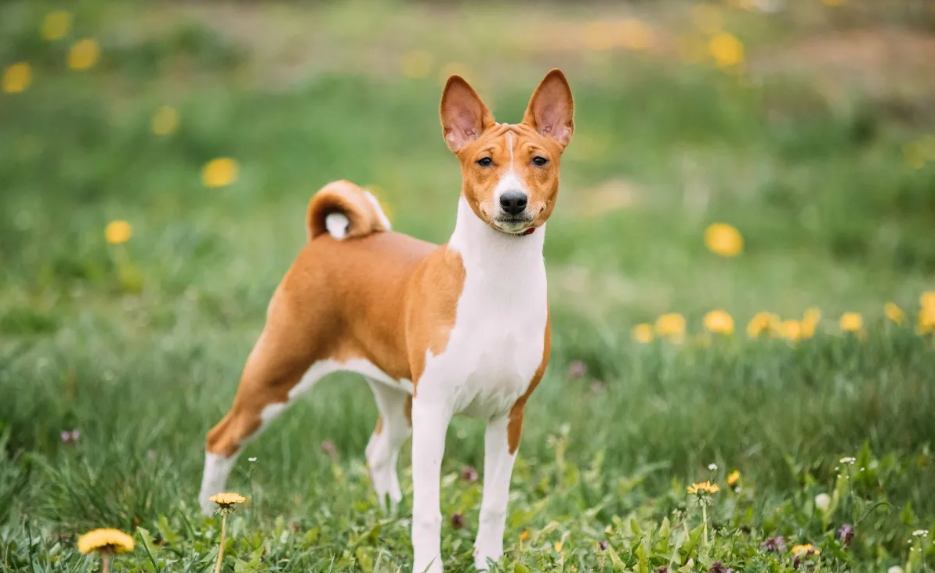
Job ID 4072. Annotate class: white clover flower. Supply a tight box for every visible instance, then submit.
[839,456,856,464]
[814,493,831,512]
[248,457,257,462]
[912,529,929,537]
[708,463,718,471]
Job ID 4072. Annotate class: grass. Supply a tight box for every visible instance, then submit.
[2,0,935,571]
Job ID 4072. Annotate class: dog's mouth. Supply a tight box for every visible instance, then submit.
[492,216,536,236]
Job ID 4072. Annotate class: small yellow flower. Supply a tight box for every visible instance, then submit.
[727,470,740,486]
[778,319,802,342]
[791,543,820,556]
[703,310,734,335]
[921,291,935,310]
[105,220,132,245]
[918,305,935,334]
[655,313,686,342]
[687,481,720,495]
[77,528,135,554]
[704,223,743,257]
[631,323,654,343]
[840,312,863,333]
[2,62,32,94]
[399,50,433,79]
[801,307,821,338]
[151,106,179,136]
[202,158,239,188]
[708,33,744,68]
[519,529,530,541]
[41,10,72,41]
[554,540,564,552]
[885,303,904,325]
[209,492,247,508]
[68,38,100,70]
[747,312,779,338]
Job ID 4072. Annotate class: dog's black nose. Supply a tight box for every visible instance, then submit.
[499,192,528,216]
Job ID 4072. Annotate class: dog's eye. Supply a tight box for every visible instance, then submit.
[476,157,493,167]
[532,156,549,167]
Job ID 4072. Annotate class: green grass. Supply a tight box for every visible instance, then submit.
[2,1,935,571]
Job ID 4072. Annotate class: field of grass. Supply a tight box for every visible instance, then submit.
[2,0,935,571]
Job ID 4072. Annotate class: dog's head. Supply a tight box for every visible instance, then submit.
[440,69,574,235]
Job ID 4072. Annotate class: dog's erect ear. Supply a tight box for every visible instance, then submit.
[440,75,496,153]
[523,69,574,148]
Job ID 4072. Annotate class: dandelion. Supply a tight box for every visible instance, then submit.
[202,158,239,188]
[801,307,821,338]
[747,312,779,338]
[839,312,863,333]
[68,38,100,70]
[791,543,820,556]
[77,528,134,573]
[814,493,831,512]
[704,223,743,257]
[708,33,744,68]
[41,10,72,41]
[727,470,740,486]
[704,310,734,335]
[631,323,654,343]
[918,292,935,334]
[778,319,802,342]
[656,313,686,342]
[884,302,904,325]
[399,50,433,79]
[2,62,32,94]
[105,220,132,245]
[151,106,179,136]
[209,493,246,573]
[554,540,564,552]
[688,481,719,545]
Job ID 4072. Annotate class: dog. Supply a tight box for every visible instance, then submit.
[198,69,574,572]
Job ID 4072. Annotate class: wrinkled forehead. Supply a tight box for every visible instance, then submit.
[472,123,553,152]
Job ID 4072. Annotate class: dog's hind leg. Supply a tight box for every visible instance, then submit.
[365,380,412,509]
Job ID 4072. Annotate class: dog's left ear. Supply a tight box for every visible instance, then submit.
[523,69,574,149]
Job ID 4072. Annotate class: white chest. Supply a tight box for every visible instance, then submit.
[418,198,548,419]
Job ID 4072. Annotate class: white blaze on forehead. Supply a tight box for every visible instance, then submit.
[494,131,527,201]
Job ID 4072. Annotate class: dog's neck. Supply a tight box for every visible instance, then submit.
[449,195,546,288]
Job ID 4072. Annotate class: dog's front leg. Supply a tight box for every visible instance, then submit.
[473,415,518,570]
[411,396,452,573]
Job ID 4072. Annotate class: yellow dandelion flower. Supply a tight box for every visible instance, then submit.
[618,18,655,50]
[400,50,433,79]
[655,313,686,342]
[884,303,904,325]
[922,291,935,310]
[801,307,821,338]
[703,310,734,335]
[202,158,239,188]
[704,223,743,257]
[151,106,179,136]
[791,543,820,556]
[2,62,32,94]
[631,323,654,343]
[709,33,744,68]
[105,220,132,245]
[77,528,135,554]
[747,312,779,338]
[209,492,246,508]
[727,470,740,486]
[839,312,863,333]
[778,319,802,342]
[68,38,100,71]
[41,10,72,41]
[918,305,935,334]
[554,540,564,552]
[687,481,720,495]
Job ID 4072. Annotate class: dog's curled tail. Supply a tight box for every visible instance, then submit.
[306,180,391,241]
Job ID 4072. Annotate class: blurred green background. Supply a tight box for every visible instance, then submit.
[2,1,935,571]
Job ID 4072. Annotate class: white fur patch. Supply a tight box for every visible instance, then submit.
[325,212,349,239]
[199,452,238,514]
[364,191,392,231]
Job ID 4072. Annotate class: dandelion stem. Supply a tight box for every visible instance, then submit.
[214,514,227,573]
[102,553,110,573]
[702,504,708,546]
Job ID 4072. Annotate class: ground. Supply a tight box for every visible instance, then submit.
[1,1,935,572]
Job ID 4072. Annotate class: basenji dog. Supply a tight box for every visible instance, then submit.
[198,69,574,572]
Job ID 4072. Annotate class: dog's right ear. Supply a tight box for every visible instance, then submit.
[440,75,495,153]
